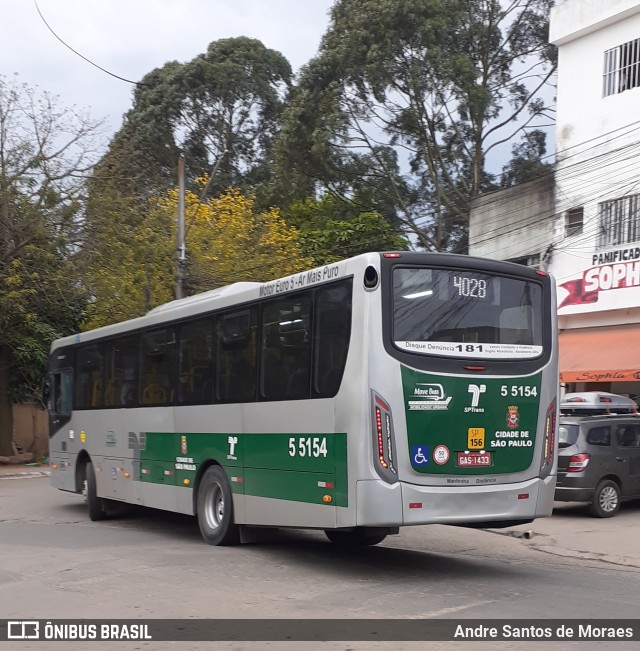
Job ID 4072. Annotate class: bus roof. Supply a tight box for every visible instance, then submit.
[50,250,552,352]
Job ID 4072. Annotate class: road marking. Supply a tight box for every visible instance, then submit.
[419,600,498,617]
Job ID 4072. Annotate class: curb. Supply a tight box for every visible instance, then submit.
[0,470,50,480]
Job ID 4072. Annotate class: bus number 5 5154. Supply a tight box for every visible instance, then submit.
[288,437,328,458]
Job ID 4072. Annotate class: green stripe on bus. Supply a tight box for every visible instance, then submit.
[401,366,542,474]
[139,432,348,507]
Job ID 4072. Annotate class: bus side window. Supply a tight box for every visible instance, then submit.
[217,308,258,402]
[313,280,352,398]
[179,318,215,404]
[260,294,311,401]
[140,328,177,406]
[75,344,104,409]
[105,336,139,408]
[53,370,73,415]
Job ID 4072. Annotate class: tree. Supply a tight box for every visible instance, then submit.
[82,185,310,330]
[0,76,102,455]
[94,38,293,204]
[284,194,408,265]
[81,188,176,331]
[500,129,552,187]
[278,0,557,252]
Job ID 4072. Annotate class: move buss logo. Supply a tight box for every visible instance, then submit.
[408,383,452,411]
[559,246,640,309]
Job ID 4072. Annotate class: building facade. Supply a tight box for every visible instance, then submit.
[469,0,640,399]
[468,176,555,269]
[550,0,640,396]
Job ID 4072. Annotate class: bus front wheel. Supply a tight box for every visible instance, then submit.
[325,528,387,546]
[86,461,108,521]
[196,466,240,545]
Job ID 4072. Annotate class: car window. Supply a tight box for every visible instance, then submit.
[558,424,579,448]
[586,426,610,446]
[616,424,640,447]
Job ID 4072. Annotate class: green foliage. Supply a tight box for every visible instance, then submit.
[285,194,407,265]
[81,185,175,330]
[95,37,293,203]
[500,130,553,188]
[277,0,557,252]
[0,75,99,410]
[81,185,311,330]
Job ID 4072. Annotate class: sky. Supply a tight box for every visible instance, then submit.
[3,0,335,139]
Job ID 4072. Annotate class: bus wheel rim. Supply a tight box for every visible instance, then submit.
[204,482,224,530]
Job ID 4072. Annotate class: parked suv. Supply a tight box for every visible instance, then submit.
[555,393,640,517]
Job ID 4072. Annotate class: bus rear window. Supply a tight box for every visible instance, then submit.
[393,268,543,359]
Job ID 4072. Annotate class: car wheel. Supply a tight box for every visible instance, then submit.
[325,528,387,546]
[589,479,621,518]
[86,461,108,521]
[196,466,240,545]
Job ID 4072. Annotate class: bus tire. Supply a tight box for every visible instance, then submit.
[86,461,108,521]
[589,479,621,518]
[197,466,240,545]
[325,528,387,546]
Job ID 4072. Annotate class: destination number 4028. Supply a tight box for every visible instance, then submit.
[289,437,328,458]
[500,385,538,397]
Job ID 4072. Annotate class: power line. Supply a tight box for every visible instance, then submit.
[33,0,145,87]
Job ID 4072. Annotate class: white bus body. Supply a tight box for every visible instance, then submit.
[47,252,558,545]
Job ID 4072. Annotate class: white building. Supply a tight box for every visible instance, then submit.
[549,0,640,394]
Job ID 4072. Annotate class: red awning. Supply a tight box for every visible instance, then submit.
[559,324,640,383]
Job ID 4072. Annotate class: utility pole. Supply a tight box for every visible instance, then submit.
[176,155,186,299]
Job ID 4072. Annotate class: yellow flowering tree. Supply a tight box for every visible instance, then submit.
[176,187,311,292]
[81,190,175,331]
[82,186,310,330]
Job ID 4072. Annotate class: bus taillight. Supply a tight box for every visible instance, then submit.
[541,400,556,473]
[372,391,398,483]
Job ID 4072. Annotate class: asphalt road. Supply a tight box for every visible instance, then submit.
[1,476,639,650]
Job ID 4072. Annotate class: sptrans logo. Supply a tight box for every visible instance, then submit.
[466,384,486,413]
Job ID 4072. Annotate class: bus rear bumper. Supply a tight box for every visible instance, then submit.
[356,475,555,527]
[401,475,555,525]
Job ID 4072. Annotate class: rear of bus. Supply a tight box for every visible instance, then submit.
[360,252,558,529]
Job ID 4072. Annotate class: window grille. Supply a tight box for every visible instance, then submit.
[597,194,640,247]
[604,38,640,97]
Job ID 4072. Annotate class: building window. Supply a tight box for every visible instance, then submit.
[565,207,584,237]
[597,194,640,248]
[604,38,640,97]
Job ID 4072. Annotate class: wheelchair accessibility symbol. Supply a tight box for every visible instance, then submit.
[411,445,430,466]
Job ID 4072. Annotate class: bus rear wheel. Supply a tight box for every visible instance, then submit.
[196,466,240,545]
[325,528,387,546]
[86,461,108,521]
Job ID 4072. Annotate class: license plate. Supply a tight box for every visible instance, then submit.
[457,451,492,467]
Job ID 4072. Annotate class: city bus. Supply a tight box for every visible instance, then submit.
[46,252,558,546]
